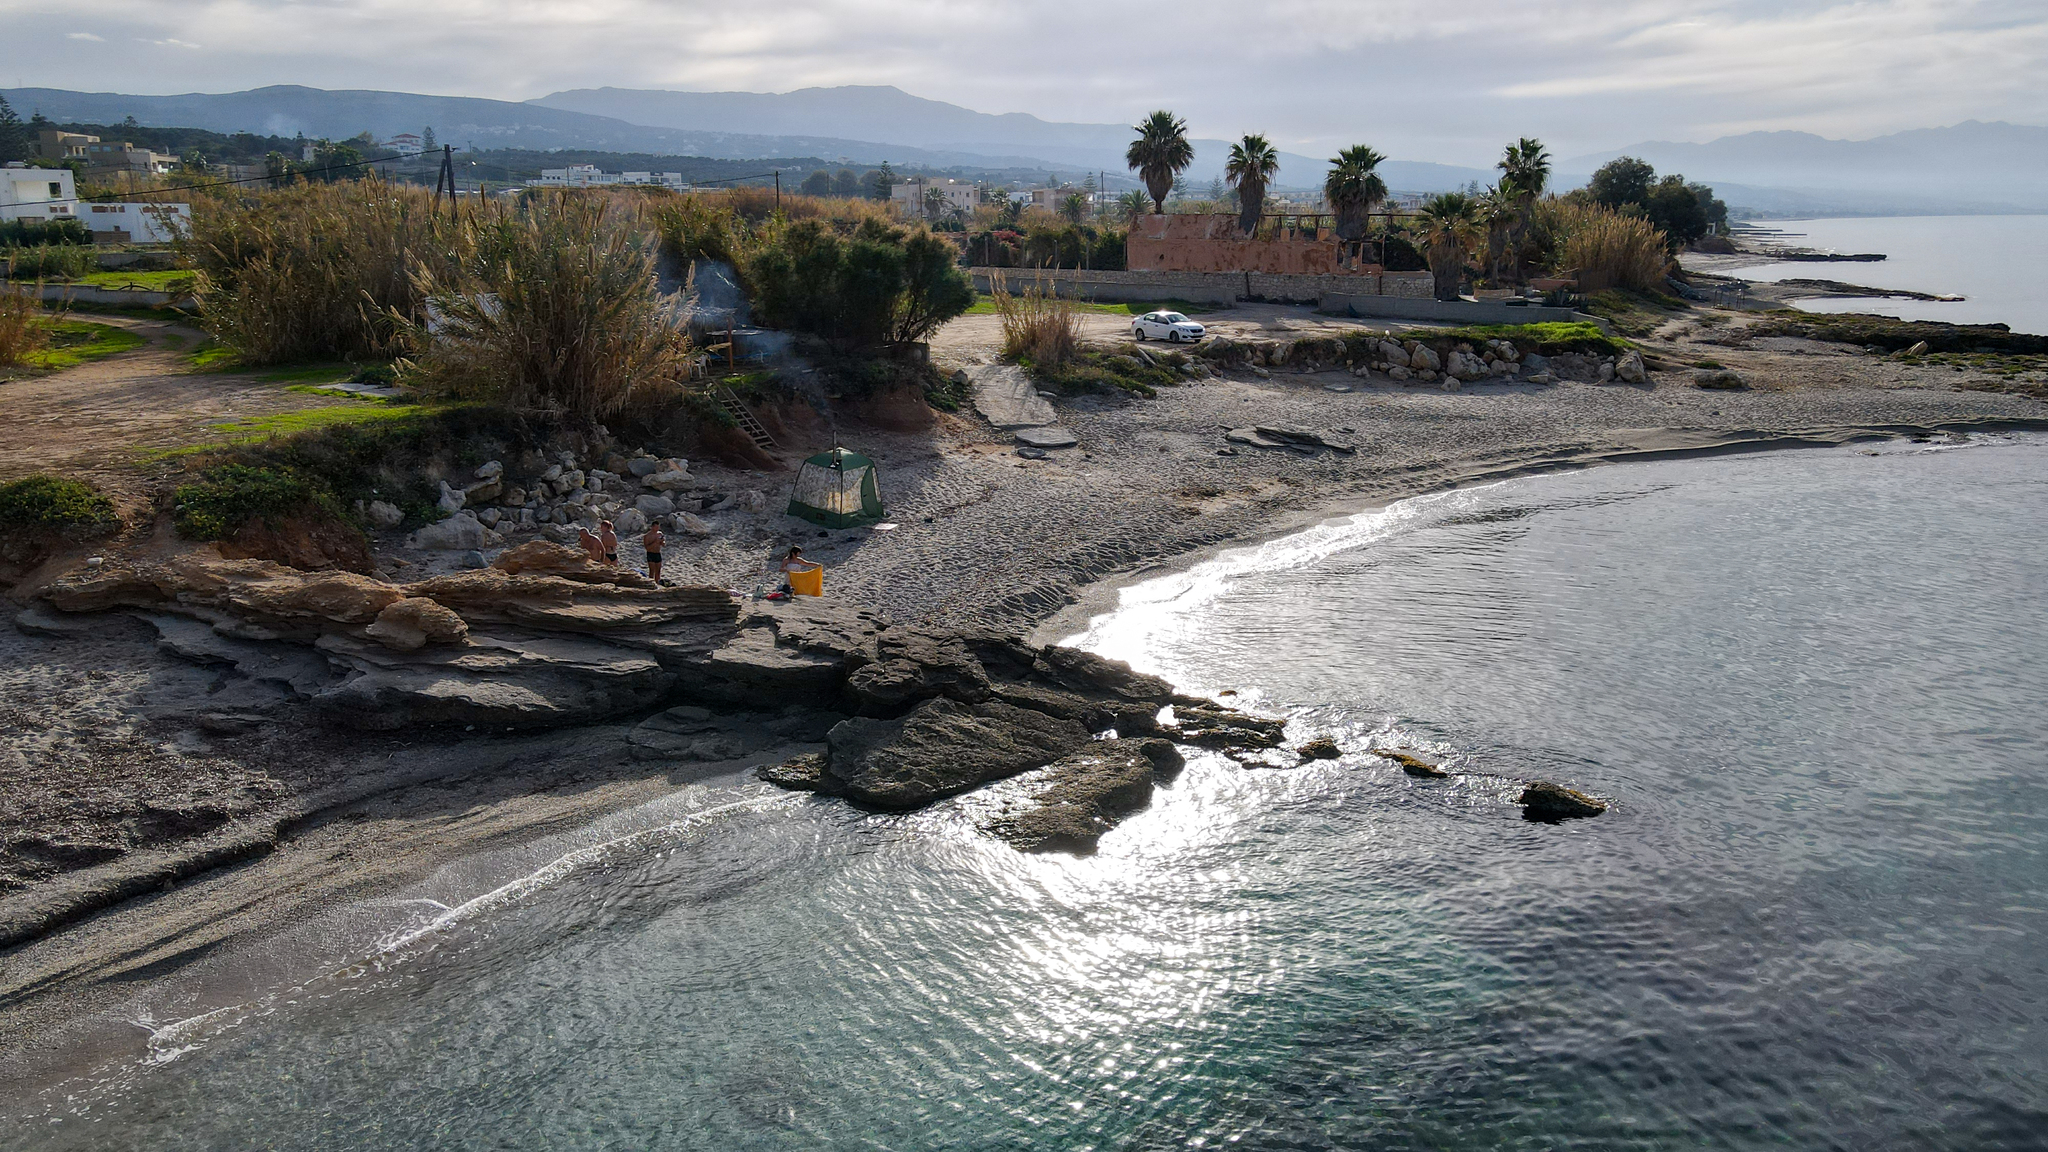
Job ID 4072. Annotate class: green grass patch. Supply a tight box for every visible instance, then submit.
[187,342,238,371]
[1019,348,1187,397]
[1582,288,1688,339]
[1414,321,1629,356]
[0,475,121,534]
[202,400,424,443]
[254,362,355,386]
[71,270,197,293]
[22,320,145,371]
[170,403,539,536]
[964,298,1218,318]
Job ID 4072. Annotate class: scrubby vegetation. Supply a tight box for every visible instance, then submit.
[991,274,1080,366]
[1530,200,1672,292]
[1418,321,1629,356]
[0,475,121,534]
[3,244,97,281]
[0,284,51,368]
[744,217,974,350]
[401,192,695,423]
[185,181,466,365]
[1021,348,1185,398]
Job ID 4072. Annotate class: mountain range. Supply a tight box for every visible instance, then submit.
[6,84,2043,213]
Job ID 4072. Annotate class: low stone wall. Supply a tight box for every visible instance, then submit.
[1320,292,1605,329]
[970,268,1436,306]
[35,284,187,308]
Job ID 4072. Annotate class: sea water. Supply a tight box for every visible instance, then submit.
[7,436,2047,1150]
[1727,214,2048,334]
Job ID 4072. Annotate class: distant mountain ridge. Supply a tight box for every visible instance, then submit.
[1564,121,2048,212]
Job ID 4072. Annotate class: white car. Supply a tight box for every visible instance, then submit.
[1131,311,1205,343]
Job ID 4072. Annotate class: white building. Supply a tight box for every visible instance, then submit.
[80,201,192,244]
[533,166,695,191]
[384,133,424,157]
[0,163,78,224]
[892,178,981,217]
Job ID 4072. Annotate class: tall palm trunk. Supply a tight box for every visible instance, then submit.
[1429,238,1464,301]
[1237,180,1264,236]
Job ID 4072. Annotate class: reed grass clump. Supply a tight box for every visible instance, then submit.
[1533,200,1671,292]
[185,181,466,365]
[990,273,1080,366]
[0,283,56,369]
[401,192,695,424]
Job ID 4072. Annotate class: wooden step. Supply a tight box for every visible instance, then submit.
[715,386,777,451]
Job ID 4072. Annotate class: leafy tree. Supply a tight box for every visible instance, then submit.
[801,168,833,196]
[0,96,27,164]
[867,162,897,201]
[421,126,437,153]
[995,194,1023,229]
[1588,156,1655,210]
[1125,110,1193,214]
[746,218,972,350]
[311,141,364,182]
[264,150,293,188]
[1323,144,1387,242]
[1225,133,1279,235]
[1415,192,1480,301]
[833,168,860,195]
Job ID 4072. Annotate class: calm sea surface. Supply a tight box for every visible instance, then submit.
[8,437,2048,1150]
[1726,214,2048,334]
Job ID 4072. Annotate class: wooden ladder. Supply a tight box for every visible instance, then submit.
[715,386,777,451]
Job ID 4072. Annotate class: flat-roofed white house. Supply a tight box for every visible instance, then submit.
[532,166,694,191]
[81,201,192,244]
[384,133,424,157]
[0,163,79,224]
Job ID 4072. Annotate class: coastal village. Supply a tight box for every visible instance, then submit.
[3,71,2048,1128]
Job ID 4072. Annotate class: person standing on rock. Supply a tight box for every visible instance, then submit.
[644,523,666,586]
[598,520,619,567]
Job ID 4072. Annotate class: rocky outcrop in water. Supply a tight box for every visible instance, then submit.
[981,739,1185,854]
[1518,781,1607,820]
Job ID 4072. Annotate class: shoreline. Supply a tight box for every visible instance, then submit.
[8,294,2048,1089]
[7,416,2046,1094]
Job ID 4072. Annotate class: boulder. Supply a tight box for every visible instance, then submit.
[409,511,491,551]
[1615,349,1648,384]
[436,482,465,515]
[1410,345,1441,372]
[1597,360,1616,383]
[734,490,770,514]
[1378,340,1411,368]
[1522,353,1550,373]
[760,752,829,790]
[474,460,504,481]
[1693,368,1749,390]
[363,596,471,652]
[647,469,694,491]
[842,629,993,716]
[1446,350,1489,382]
[1033,646,1176,703]
[614,508,647,535]
[1518,781,1606,820]
[1297,736,1342,760]
[628,456,662,477]
[365,500,405,530]
[636,494,677,517]
[817,697,1092,809]
[1374,748,1447,777]
[675,512,714,536]
[476,508,501,528]
[1388,365,1412,382]
[981,739,1184,854]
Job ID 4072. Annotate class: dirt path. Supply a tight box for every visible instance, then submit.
[0,315,357,508]
[928,302,1400,368]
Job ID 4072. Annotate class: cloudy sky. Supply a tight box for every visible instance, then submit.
[4,0,2044,163]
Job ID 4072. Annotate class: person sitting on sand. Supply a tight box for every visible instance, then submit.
[598,520,619,566]
[644,523,666,585]
[577,526,605,563]
[772,545,822,597]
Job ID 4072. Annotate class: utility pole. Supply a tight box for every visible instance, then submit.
[434,144,457,221]
[774,170,780,211]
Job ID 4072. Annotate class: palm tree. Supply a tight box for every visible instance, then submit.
[923,185,950,221]
[1058,191,1089,226]
[1475,185,1515,284]
[1225,134,1280,236]
[1497,138,1551,282]
[1125,110,1194,215]
[1114,189,1150,227]
[1415,192,1480,301]
[1323,144,1388,246]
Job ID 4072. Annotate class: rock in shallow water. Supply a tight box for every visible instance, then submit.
[1373,748,1447,777]
[1296,736,1342,760]
[981,738,1185,854]
[1518,781,1606,820]
[819,697,1092,809]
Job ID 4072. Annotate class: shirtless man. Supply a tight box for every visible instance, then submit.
[643,522,666,585]
[577,526,605,563]
[598,520,619,567]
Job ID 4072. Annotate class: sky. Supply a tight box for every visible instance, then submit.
[4,0,2045,164]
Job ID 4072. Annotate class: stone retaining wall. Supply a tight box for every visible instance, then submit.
[970,268,1434,306]
[1320,293,1602,327]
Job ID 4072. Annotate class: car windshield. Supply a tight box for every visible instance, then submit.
[1163,313,1189,324]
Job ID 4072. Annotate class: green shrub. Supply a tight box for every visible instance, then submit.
[0,475,120,533]
[174,463,328,539]
[0,218,91,248]
[1022,348,1182,397]
[746,218,973,351]
[4,244,97,280]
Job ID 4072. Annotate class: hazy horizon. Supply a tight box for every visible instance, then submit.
[5,1,2045,168]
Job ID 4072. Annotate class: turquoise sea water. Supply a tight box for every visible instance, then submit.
[1726,214,2048,334]
[8,436,2048,1149]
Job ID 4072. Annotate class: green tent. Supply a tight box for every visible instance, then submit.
[787,447,884,528]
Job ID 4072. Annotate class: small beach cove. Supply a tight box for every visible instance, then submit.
[7,432,2047,1149]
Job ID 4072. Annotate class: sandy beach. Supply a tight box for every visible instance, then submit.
[5,296,2048,1079]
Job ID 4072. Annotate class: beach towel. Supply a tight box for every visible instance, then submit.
[787,566,823,597]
